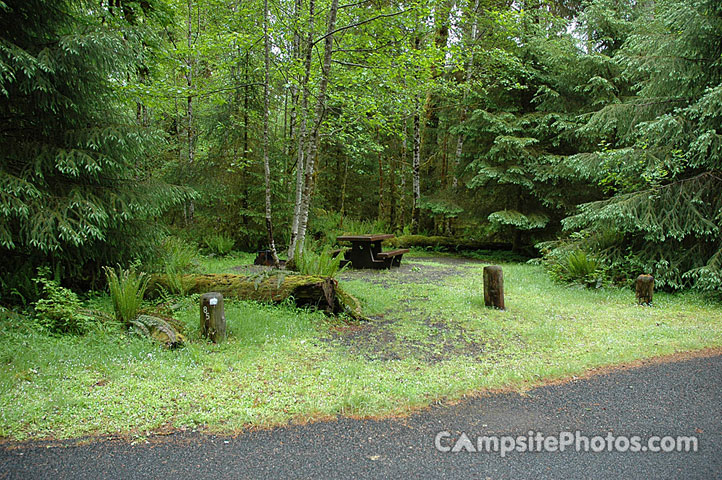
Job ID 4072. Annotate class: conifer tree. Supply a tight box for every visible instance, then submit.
[563,0,722,290]
[462,7,603,250]
[0,0,187,295]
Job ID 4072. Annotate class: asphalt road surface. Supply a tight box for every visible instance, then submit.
[2,354,720,479]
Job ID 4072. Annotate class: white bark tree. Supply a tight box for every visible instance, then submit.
[453,0,480,189]
[287,0,316,261]
[290,0,340,261]
[263,0,280,266]
[412,97,421,232]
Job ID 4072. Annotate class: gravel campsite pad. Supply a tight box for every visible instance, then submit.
[337,255,484,287]
[328,256,506,364]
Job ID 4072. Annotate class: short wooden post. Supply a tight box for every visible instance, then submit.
[483,265,505,310]
[635,275,654,306]
[200,292,226,342]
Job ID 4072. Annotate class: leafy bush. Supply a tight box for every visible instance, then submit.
[540,243,605,288]
[104,266,149,326]
[161,266,194,296]
[204,233,235,256]
[33,270,95,335]
[295,245,348,277]
[158,236,198,272]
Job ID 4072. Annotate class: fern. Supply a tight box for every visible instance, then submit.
[104,266,150,327]
[203,234,235,256]
[295,245,348,277]
[162,265,194,296]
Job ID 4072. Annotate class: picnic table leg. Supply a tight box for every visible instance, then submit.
[392,254,403,267]
[346,242,373,269]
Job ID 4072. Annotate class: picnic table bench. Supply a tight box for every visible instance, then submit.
[336,234,409,269]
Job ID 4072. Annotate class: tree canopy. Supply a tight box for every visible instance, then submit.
[1,0,720,296]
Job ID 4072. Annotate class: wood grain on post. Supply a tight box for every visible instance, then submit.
[635,274,654,306]
[483,265,505,310]
[200,292,226,342]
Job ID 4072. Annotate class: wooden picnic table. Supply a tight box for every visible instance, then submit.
[336,234,409,269]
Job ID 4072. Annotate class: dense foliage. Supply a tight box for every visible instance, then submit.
[0,0,719,295]
[0,0,187,298]
[557,0,722,290]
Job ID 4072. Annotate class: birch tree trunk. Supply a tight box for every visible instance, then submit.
[377,126,384,222]
[399,116,407,228]
[411,98,421,233]
[340,155,349,220]
[295,0,340,255]
[288,0,315,261]
[185,0,195,225]
[262,0,280,267]
[389,144,396,228]
[452,0,480,189]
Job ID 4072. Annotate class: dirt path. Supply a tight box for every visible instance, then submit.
[337,255,484,287]
[327,256,497,363]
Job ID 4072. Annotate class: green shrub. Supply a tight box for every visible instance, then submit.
[295,245,348,277]
[161,265,194,296]
[542,247,605,287]
[104,266,149,326]
[565,250,599,280]
[204,233,235,256]
[33,270,95,335]
[465,249,529,263]
[308,210,390,248]
[159,236,198,272]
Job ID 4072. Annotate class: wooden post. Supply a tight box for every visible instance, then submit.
[200,292,226,342]
[635,275,654,306]
[483,265,505,310]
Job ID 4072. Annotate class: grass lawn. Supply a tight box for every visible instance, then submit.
[1,252,720,441]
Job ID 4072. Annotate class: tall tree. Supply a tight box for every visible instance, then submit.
[563,0,722,290]
[291,0,340,261]
[0,0,187,295]
[184,0,196,223]
[262,0,280,266]
[288,0,316,259]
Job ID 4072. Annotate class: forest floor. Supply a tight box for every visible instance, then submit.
[1,253,721,442]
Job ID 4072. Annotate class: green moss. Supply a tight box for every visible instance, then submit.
[148,273,365,320]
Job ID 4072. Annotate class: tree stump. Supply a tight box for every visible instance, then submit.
[200,292,226,342]
[635,275,654,306]
[483,265,505,310]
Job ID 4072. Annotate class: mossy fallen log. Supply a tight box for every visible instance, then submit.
[383,235,512,251]
[148,273,364,320]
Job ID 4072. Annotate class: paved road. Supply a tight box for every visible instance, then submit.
[2,354,720,479]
